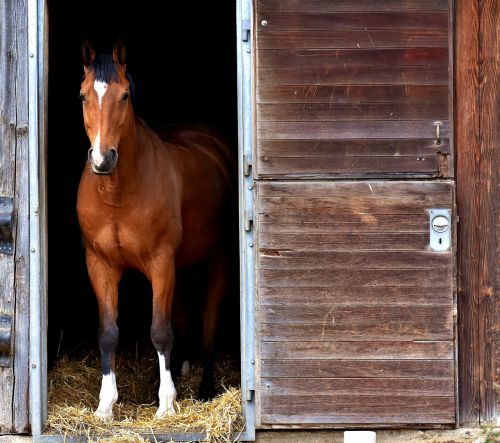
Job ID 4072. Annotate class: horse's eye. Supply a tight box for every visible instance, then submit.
[121,92,130,102]
[80,93,87,103]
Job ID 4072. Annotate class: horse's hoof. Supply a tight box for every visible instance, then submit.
[95,408,113,420]
[181,360,191,378]
[155,405,176,418]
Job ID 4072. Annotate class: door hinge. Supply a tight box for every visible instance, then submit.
[0,197,14,255]
[242,19,251,42]
[245,389,255,402]
[243,154,252,176]
[0,316,12,367]
[244,208,254,232]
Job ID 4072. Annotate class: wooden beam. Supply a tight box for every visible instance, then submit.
[456,0,500,425]
[477,0,500,425]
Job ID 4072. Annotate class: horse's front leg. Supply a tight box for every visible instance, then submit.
[86,249,122,419]
[150,252,177,417]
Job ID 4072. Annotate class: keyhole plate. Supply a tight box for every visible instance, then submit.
[429,208,451,252]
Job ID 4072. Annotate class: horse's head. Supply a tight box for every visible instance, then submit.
[80,40,133,175]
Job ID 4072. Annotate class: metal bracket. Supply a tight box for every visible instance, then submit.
[244,208,254,231]
[243,154,253,176]
[0,197,14,255]
[0,316,12,367]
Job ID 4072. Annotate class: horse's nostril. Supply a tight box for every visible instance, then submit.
[106,149,117,163]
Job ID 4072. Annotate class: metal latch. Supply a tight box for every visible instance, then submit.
[0,197,14,255]
[429,208,451,251]
[243,154,252,176]
[0,316,12,367]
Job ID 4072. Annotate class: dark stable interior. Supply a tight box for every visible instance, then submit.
[47,0,239,376]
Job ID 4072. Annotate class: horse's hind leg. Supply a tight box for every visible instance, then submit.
[199,248,228,401]
[150,252,177,417]
[86,250,121,419]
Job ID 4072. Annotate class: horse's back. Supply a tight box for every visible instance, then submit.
[154,124,236,268]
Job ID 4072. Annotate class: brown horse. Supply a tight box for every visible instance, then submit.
[76,40,234,419]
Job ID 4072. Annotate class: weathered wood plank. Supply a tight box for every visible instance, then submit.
[257,0,449,13]
[0,0,17,431]
[478,0,500,424]
[257,66,449,86]
[455,0,481,425]
[261,341,454,360]
[257,155,441,177]
[259,268,452,287]
[259,286,453,306]
[258,103,449,121]
[257,139,451,156]
[260,377,455,396]
[0,0,29,433]
[258,180,453,200]
[259,306,453,325]
[260,413,455,425]
[257,30,449,49]
[259,219,432,234]
[258,120,450,140]
[260,322,454,342]
[258,48,448,68]
[256,12,448,31]
[261,359,455,379]
[257,85,449,104]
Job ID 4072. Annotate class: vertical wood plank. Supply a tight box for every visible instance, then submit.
[13,0,30,432]
[456,0,481,425]
[0,0,30,433]
[478,0,500,425]
[0,0,19,432]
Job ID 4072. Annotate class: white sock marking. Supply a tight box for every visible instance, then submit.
[156,352,176,418]
[95,371,118,419]
[94,80,108,109]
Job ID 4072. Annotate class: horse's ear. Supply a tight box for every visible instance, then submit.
[113,39,127,68]
[81,39,95,70]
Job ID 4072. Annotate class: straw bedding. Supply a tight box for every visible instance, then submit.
[46,351,243,442]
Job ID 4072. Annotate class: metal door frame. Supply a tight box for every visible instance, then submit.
[28,0,256,439]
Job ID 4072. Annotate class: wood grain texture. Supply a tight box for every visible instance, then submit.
[256,181,456,426]
[455,0,482,425]
[0,0,30,433]
[477,0,499,424]
[255,1,453,179]
[257,0,449,13]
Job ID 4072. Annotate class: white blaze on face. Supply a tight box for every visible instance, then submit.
[94,80,108,109]
[156,352,177,417]
[91,130,105,166]
[95,371,118,419]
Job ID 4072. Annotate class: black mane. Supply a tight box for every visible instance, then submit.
[87,54,136,102]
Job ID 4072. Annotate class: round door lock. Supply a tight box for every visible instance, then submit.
[432,215,450,233]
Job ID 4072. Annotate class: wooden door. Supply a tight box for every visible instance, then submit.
[253,0,456,428]
[0,0,31,434]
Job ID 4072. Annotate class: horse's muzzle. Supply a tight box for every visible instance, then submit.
[88,148,118,175]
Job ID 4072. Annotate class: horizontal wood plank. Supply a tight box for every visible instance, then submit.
[258,102,449,121]
[261,341,454,360]
[261,359,455,378]
[257,155,441,177]
[259,268,452,287]
[258,48,448,68]
[258,30,449,49]
[257,85,449,104]
[256,12,448,32]
[259,286,453,306]
[257,139,451,155]
[261,377,454,396]
[260,322,453,341]
[258,120,450,140]
[258,66,449,86]
[259,305,453,325]
[257,0,449,13]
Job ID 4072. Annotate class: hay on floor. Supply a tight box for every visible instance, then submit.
[46,351,243,443]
